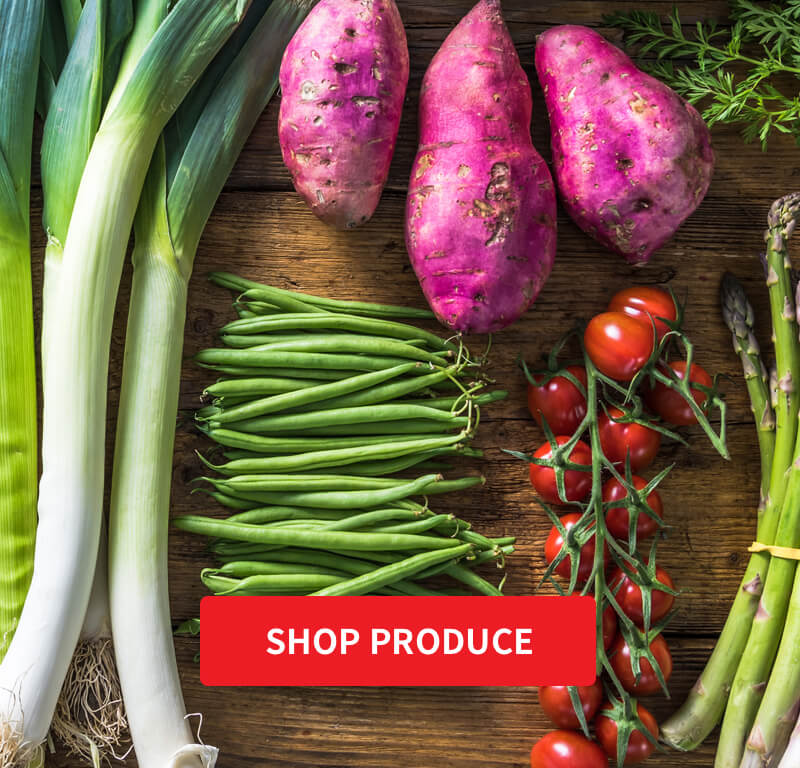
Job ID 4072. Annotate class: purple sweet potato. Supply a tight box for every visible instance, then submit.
[405,0,557,335]
[535,25,714,264]
[278,0,409,229]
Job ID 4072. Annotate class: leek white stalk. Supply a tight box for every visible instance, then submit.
[109,4,312,766]
[0,2,250,762]
[0,0,43,664]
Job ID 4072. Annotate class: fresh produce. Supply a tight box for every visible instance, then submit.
[603,476,663,542]
[609,633,673,696]
[607,4,800,149]
[104,4,315,768]
[585,313,655,381]
[527,366,588,436]
[178,273,513,600]
[661,197,800,765]
[597,408,661,473]
[514,283,726,763]
[405,0,557,334]
[608,286,678,341]
[530,439,593,504]
[544,513,606,583]
[0,0,41,666]
[0,2,249,762]
[595,701,659,765]
[609,564,676,627]
[38,0,130,756]
[278,0,409,229]
[645,361,713,426]
[538,681,603,730]
[534,25,714,264]
[530,730,608,768]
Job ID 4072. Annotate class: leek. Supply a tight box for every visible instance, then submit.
[39,2,134,760]
[0,1,251,762]
[0,1,43,664]
[108,2,312,765]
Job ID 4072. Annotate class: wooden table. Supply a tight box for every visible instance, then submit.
[53,1,800,766]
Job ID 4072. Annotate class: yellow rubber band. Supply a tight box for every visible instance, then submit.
[748,542,800,561]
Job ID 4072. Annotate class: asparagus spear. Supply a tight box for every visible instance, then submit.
[720,273,775,499]
[715,196,800,768]
[662,193,800,751]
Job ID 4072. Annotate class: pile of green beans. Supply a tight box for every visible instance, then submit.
[176,273,514,598]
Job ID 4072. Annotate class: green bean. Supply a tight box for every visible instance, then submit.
[196,348,439,376]
[220,312,454,353]
[286,368,459,414]
[198,364,361,380]
[234,299,278,316]
[223,333,432,351]
[204,428,434,454]
[444,564,504,596]
[218,403,467,435]
[245,336,449,365]
[215,561,349,579]
[205,377,323,398]
[206,434,466,476]
[174,515,466,551]
[202,571,343,595]
[421,476,485,495]
[209,365,418,425]
[227,506,351,524]
[490,537,516,547]
[212,474,414,493]
[311,544,474,596]
[397,390,509,411]
[301,448,468,477]
[366,515,456,536]
[319,509,425,531]
[197,490,257,510]
[454,528,497,551]
[223,419,466,437]
[413,545,514,579]
[209,272,435,320]
[207,473,443,510]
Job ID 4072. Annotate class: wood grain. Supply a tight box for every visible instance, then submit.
[47,0,797,766]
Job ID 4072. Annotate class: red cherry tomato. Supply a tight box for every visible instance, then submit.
[610,634,673,696]
[608,286,677,340]
[529,437,593,504]
[598,408,661,472]
[596,702,659,765]
[584,311,655,381]
[602,604,618,651]
[530,730,608,768]
[609,565,676,626]
[544,513,609,583]
[527,366,588,435]
[538,680,603,730]
[603,475,663,541]
[646,360,713,426]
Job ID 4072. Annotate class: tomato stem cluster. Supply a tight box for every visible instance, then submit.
[512,296,728,766]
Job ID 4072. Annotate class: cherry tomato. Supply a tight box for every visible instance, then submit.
[584,311,655,381]
[538,680,603,730]
[527,366,588,435]
[608,286,677,340]
[645,360,713,426]
[609,565,676,626]
[602,604,618,651]
[610,634,673,696]
[598,408,661,472]
[544,513,609,583]
[603,475,663,541]
[596,702,658,765]
[530,730,608,768]
[529,437,593,504]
